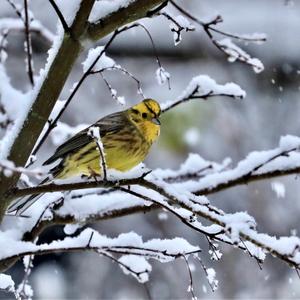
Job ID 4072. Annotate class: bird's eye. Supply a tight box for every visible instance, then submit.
[142,113,147,119]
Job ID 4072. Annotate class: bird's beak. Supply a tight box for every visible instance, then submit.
[152,117,161,125]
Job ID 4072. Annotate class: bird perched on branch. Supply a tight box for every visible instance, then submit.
[8,98,161,214]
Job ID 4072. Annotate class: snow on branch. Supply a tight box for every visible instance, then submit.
[161,75,245,112]
[216,38,264,73]
[9,135,300,272]
[0,229,201,284]
[185,135,300,195]
[89,0,135,23]
[82,46,116,72]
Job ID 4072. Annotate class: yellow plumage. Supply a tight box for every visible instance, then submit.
[45,98,161,179]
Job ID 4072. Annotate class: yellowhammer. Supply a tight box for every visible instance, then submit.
[8,98,161,213]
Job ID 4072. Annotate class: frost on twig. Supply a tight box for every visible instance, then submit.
[216,38,264,73]
[82,46,116,73]
[156,66,170,86]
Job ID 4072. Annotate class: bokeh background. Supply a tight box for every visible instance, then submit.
[1,0,300,298]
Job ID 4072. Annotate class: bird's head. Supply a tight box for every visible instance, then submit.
[128,99,161,126]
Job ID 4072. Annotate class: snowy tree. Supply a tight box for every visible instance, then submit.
[0,0,299,299]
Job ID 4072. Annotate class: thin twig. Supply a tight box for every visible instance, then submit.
[170,0,266,70]
[48,0,70,33]
[23,0,34,86]
[194,255,216,292]
[90,65,144,98]
[162,90,242,113]
[182,255,197,299]
[6,0,24,21]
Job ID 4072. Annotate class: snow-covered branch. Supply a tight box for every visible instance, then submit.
[161,75,245,113]
[0,229,201,284]
[7,136,300,272]
[169,1,266,72]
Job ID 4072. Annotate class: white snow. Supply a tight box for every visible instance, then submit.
[82,46,116,73]
[271,181,285,198]
[0,25,64,160]
[206,268,218,291]
[89,0,134,23]
[55,0,82,26]
[0,274,15,293]
[217,38,264,73]
[118,255,152,283]
[161,75,246,111]
[156,66,170,86]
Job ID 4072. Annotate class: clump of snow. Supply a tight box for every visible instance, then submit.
[156,66,170,86]
[82,46,116,73]
[222,212,256,243]
[16,283,33,300]
[279,135,300,151]
[271,181,285,198]
[118,255,152,283]
[0,274,15,293]
[64,224,80,235]
[206,268,218,291]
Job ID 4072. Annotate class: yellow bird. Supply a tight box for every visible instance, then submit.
[8,98,161,213]
[46,98,161,178]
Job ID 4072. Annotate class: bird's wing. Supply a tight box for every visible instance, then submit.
[43,111,126,165]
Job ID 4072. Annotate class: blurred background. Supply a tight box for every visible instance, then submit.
[1,0,300,298]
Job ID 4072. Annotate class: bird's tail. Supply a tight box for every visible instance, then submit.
[7,177,51,216]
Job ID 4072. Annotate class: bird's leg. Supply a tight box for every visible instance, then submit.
[87,166,102,183]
